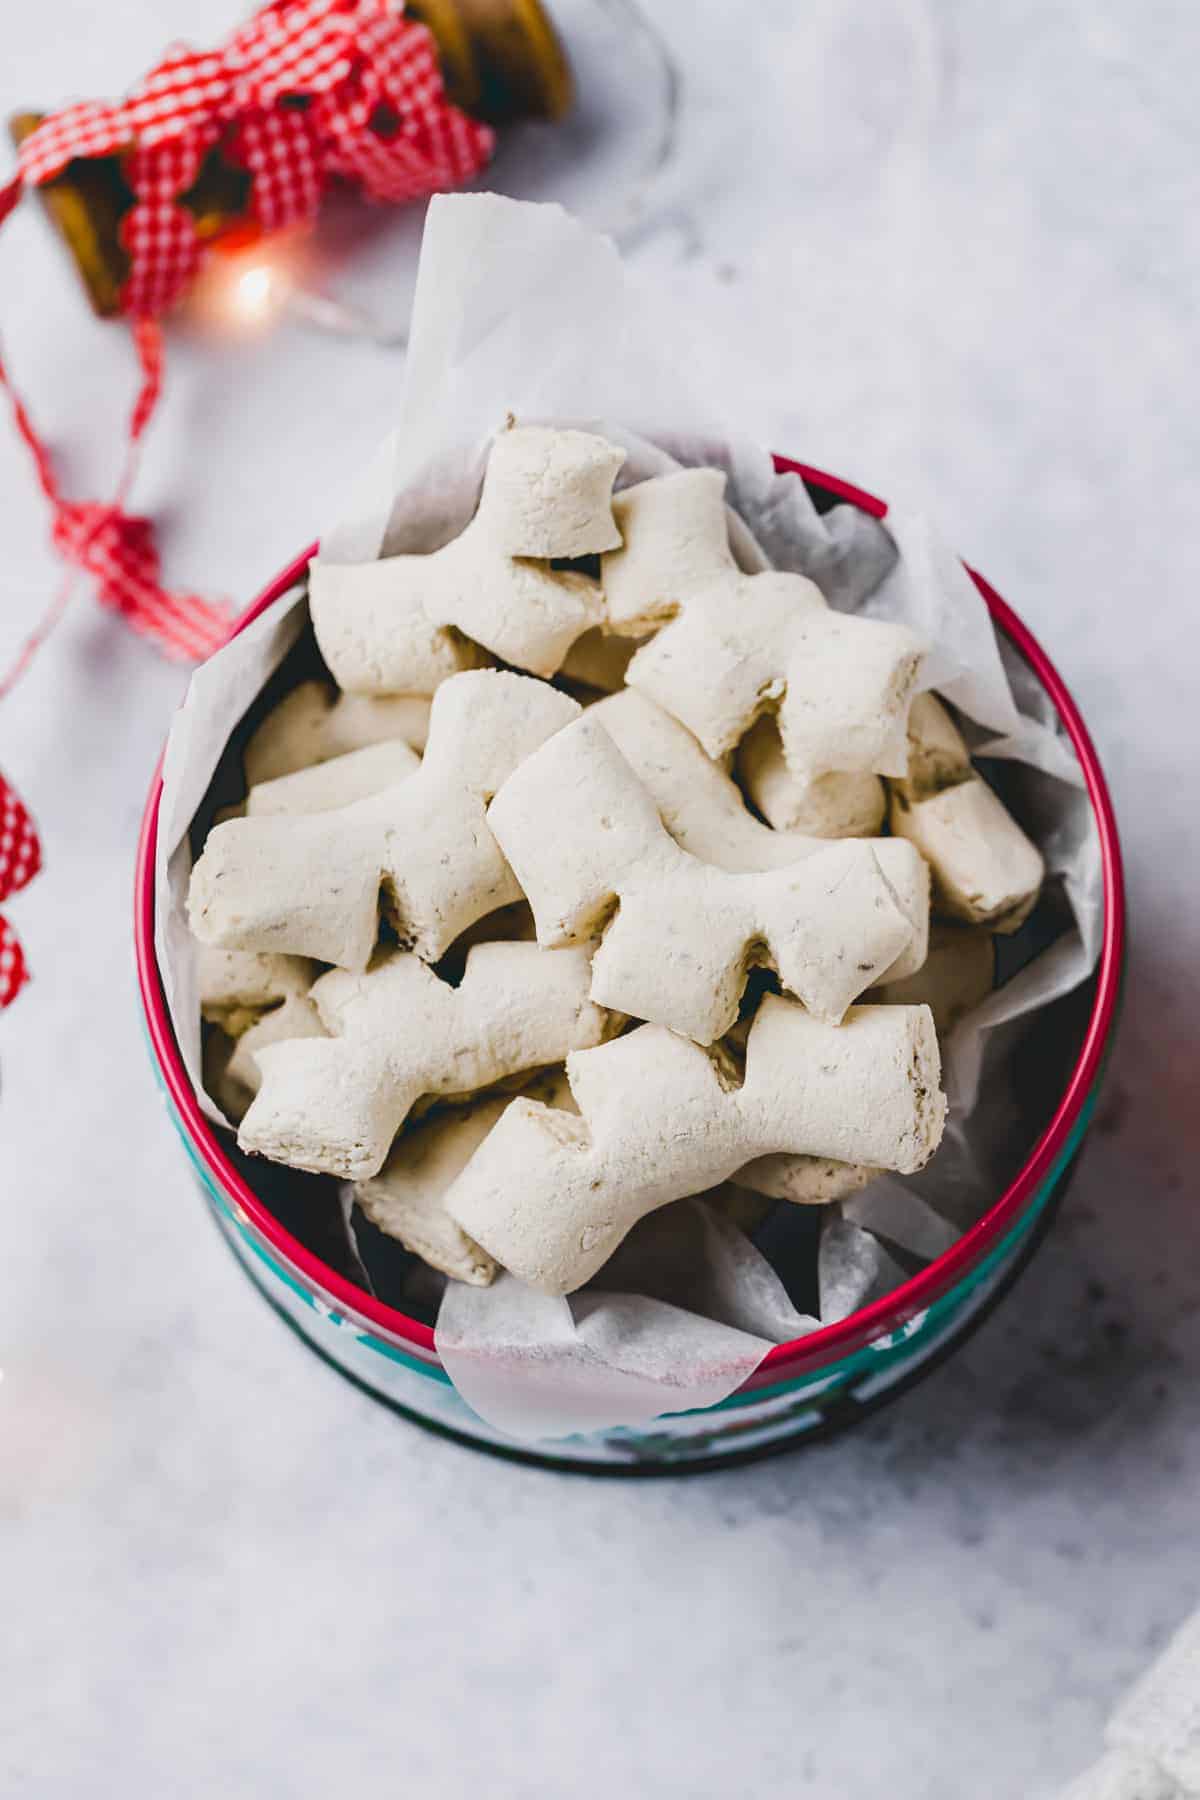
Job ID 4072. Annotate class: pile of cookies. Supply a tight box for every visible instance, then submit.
[188,424,1045,1298]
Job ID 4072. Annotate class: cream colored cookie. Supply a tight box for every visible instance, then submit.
[196,945,318,1022]
[246,740,420,816]
[589,688,816,872]
[310,426,623,691]
[737,717,887,839]
[487,712,922,1043]
[309,553,534,692]
[225,993,326,1099]
[356,1097,508,1287]
[627,568,925,776]
[353,1067,576,1287]
[719,1010,873,1206]
[243,681,431,787]
[888,693,1044,933]
[189,671,580,972]
[197,947,325,1123]
[588,689,928,982]
[476,424,624,557]
[890,779,1045,933]
[734,1154,875,1207]
[203,1026,254,1127]
[600,465,923,775]
[600,468,738,633]
[238,939,610,1181]
[901,691,973,797]
[445,997,946,1294]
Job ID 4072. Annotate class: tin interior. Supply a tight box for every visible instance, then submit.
[133,460,1126,1384]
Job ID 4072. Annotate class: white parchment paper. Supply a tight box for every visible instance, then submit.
[155,194,1104,1446]
[156,595,309,1128]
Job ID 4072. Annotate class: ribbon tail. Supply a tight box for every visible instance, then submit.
[0,913,31,1008]
[0,172,22,229]
[0,319,230,684]
[130,316,164,442]
[0,751,45,1011]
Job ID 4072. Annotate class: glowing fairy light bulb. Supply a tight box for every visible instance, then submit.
[232,263,278,325]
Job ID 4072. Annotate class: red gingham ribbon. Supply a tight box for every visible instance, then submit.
[11,0,492,320]
[0,0,492,666]
[0,774,42,1009]
[0,320,230,665]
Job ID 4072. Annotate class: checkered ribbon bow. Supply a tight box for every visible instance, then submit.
[0,0,492,662]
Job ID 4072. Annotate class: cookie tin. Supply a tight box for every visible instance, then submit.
[134,458,1125,1471]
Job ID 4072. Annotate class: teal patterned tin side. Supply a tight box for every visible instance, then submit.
[170,1084,1092,1471]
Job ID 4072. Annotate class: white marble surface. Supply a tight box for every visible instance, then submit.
[2,4,1198,1795]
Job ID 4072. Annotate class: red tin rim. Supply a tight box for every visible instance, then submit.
[134,459,1126,1380]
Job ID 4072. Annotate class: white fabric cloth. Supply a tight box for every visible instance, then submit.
[1061,1610,1200,1797]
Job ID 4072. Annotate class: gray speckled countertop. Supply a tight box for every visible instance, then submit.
[2,4,1198,1795]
